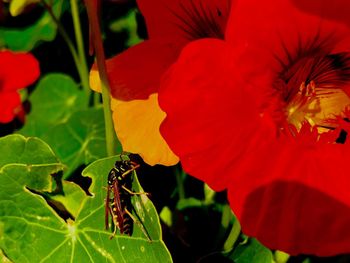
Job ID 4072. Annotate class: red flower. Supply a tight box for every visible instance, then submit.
[107,0,231,101]
[0,50,40,123]
[159,0,350,256]
[90,0,232,165]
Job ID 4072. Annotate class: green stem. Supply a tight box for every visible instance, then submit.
[221,204,233,229]
[93,91,101,105]
[175,167,186,200]
[70,0,90,94]
[41,0,82,83]
[223,215,241,251]
[85,0,118,156]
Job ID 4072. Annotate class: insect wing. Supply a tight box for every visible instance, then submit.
[112,180,124,216]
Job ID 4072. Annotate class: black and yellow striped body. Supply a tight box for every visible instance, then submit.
[105,159,137,237]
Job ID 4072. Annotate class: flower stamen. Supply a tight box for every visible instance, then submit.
[169,0,230,40]
[275,51,350,133]
[286,80,321,129]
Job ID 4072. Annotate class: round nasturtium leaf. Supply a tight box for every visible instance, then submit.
[0,139,172,262]
[0,134,66,262]
[43,107,119,178]
[20,73,88,137]
[19,73,107,178]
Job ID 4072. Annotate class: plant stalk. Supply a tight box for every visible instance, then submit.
[41,1,83,87]
[223,214,241,251]
[70,0,90,94]
[85,0,118,156]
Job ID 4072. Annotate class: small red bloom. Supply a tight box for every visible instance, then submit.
[0,50,40,123]
[159,0,350,256]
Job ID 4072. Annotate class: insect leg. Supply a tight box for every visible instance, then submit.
[121,185,149,196]
[124,208,152,242]
[109,205,119,240]
[121,163,140,178]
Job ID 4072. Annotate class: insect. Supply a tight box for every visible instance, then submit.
[105,155,151,240]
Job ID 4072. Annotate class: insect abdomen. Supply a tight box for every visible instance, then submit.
[121,211,133,235]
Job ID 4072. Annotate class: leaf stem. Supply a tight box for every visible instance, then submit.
[223,212,241,251]
[40,0,83,86]
[70,0,90,94]
[175,167,186,200]
[93,91,101,105]
[85,0,118,156]
[221,204,233,229]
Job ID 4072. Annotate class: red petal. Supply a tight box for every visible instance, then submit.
[228,137,350,256]
[225,0,350,74]
[106,0,233,101]
[0,92,21,123]
[159,39,273,191]
[157,0,350,256]
[0,51,40,92]
[137,0,231,41]
[107,40,182,100]
[292,0,350,28]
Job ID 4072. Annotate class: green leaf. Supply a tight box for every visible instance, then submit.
[18,73,102,178]
[79,155,172,263]
[43,107,119,178]
[176,197,203,210]
[0,134,64,189]
[109,9,143,47]
[0,134,66,262]
[229,238,273,263]
[159,206,172,227]
[0,137,172,262]
[274,250,289,263]
[0,0,65,51]
[0,248,13,263]
[49,180,86,219]
[20,73,88,137]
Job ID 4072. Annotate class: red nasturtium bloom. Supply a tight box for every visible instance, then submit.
[159,0,350,256]
[0,50,40,123]
[90,0,232,165]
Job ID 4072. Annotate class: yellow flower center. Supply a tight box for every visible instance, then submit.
[286,80,350,132]
[277,52,350,132]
